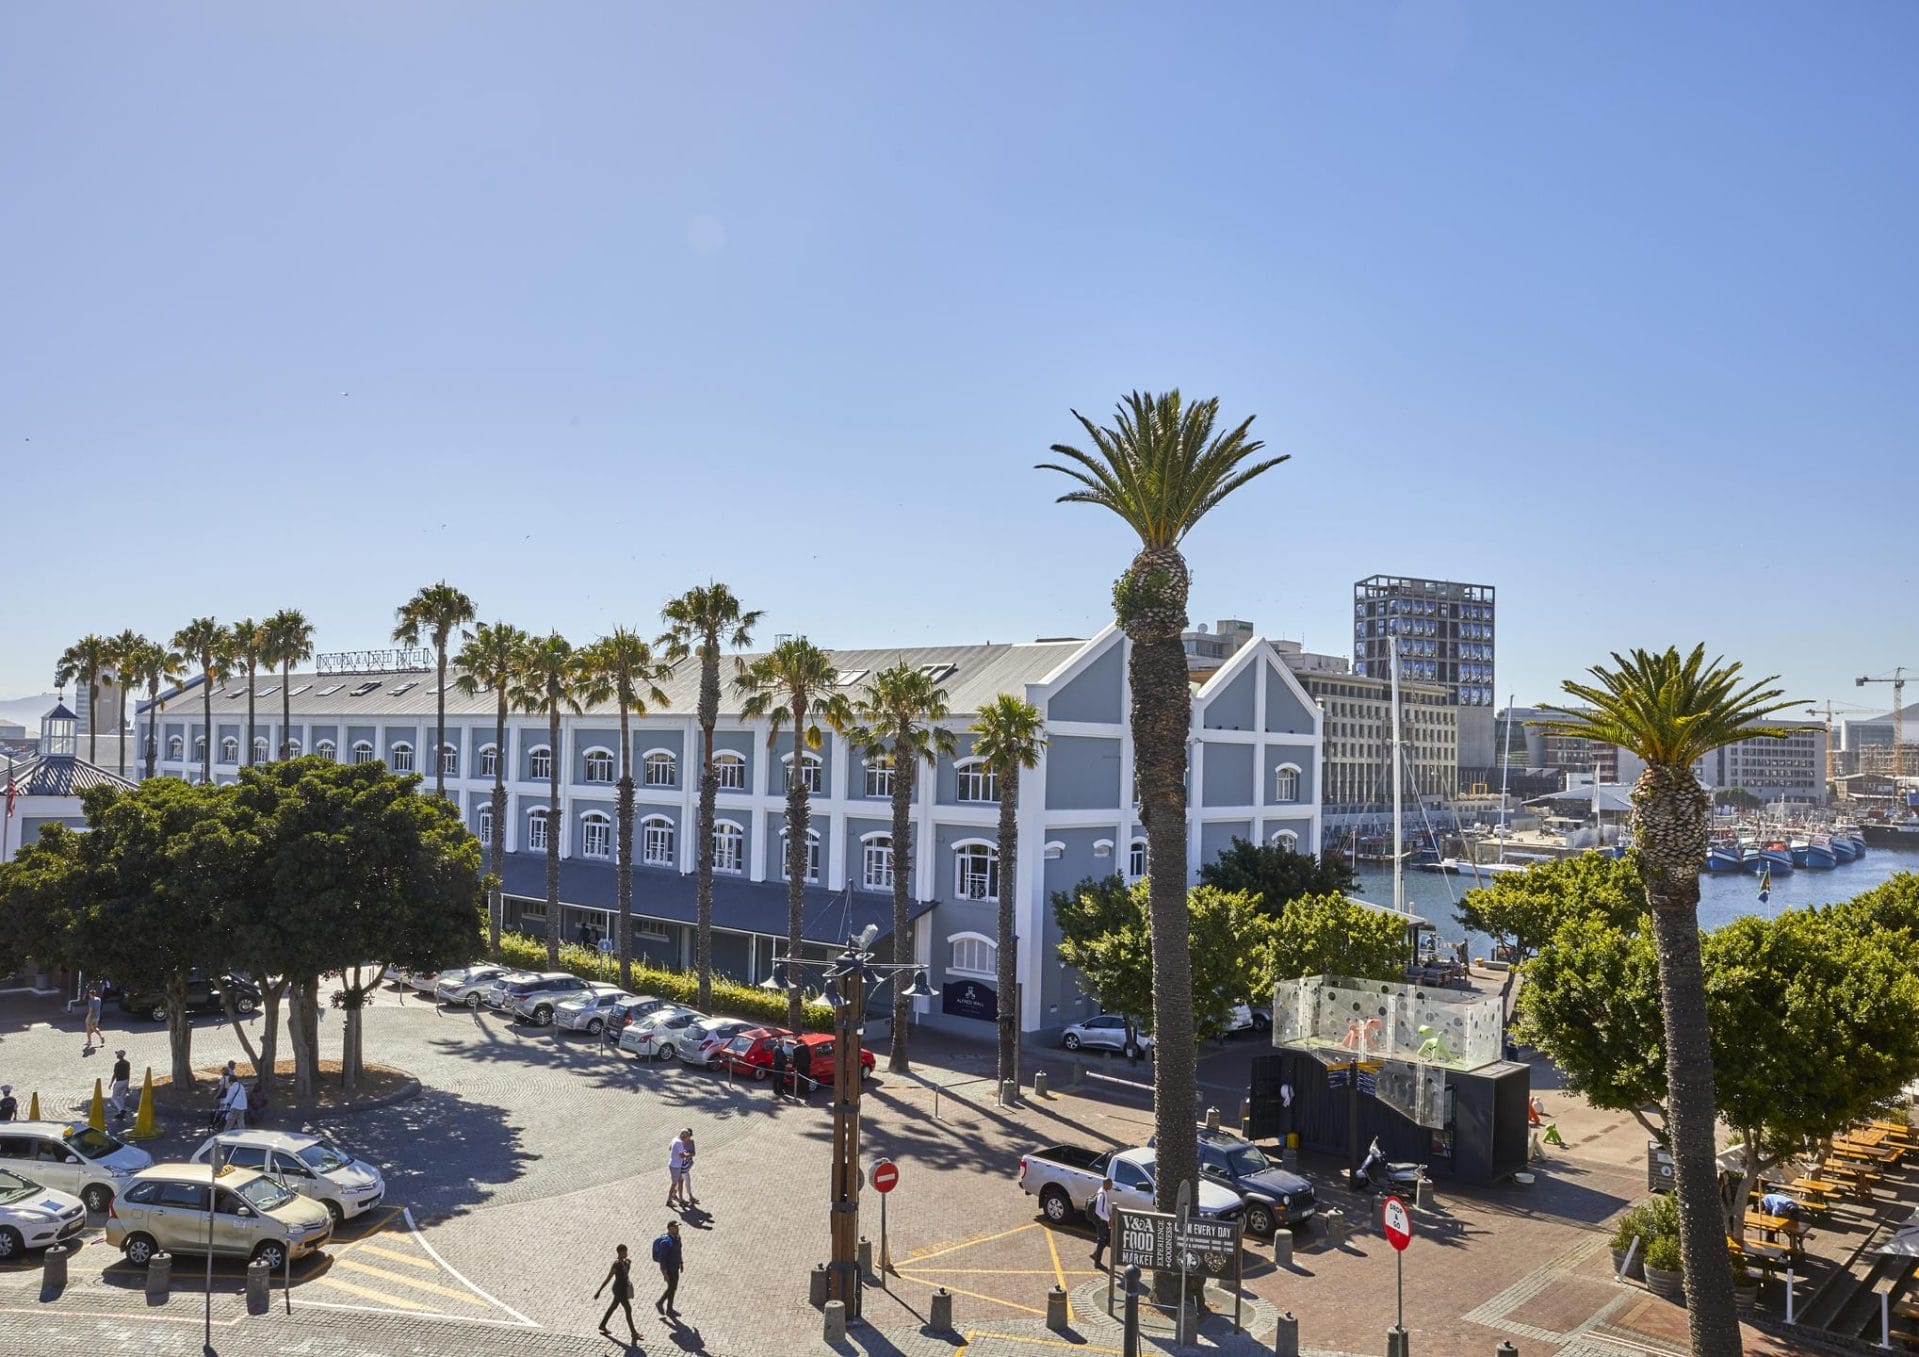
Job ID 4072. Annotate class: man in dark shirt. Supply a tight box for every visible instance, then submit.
[109,1050,132,1119]
[769,1040,790,1101]
[652,1221,683,1316]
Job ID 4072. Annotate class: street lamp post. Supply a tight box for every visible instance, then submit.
[765,923,933,1324]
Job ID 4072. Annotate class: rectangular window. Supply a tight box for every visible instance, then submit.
[956,764,998,803]
[529,749,552,781]
[950,936,995,976]
[714,756,746,791]
[582,818,611,858]
[785,758,823,794]
[782,834,821,883]
[862,839,893,891]
[479,747,498,777]
[440,747,458,776]
[864,761,894,798]
[713,825,744,874]
[478,809,493,846]
[644,754,676,788]
[642,821,675,867]
[527,815,549,852]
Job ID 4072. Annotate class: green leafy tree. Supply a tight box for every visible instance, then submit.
[107,629,145,778]
[511,634,583,967]
[659,584,762,1013]
[736,638,852,1033]
[172,617,231,784]
[1828,873,1919,961]
[1263,893,1410,989]
[456,623,529,960]
[54,634,114,766]
[263,609,315,759]
[394,581,478,799]
[847,663,956,1074]
[124,639,187,780]
[579,629,672,988]
[1540,646,1796,1355]
[1041,390,1287,1245]
[1198,837,1357,917]
[970,694,1047,1092]
[1456,853,1648,961]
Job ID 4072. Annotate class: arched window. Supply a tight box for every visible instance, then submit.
[1271,829,1299,850]
[712,820,745,874]
[439,744,459,777]
[285,739,302,758]
[252,737,270,764]
[527,807,550,852]
[1128,838,1149,880]
[780,828,821,883]
[783,753,823,795]
[193,736,206,762]
[528,746,552,781]
[584,748,615,783]
[580,812,612,859]
[478,745,498,778]
[316,739,337,760]
[953,841,998,901]
[955,759,998,803]
[713,752,747,791]
[861,833,894,892]
[643,750,676,788]
[167,735,184,760]
[220,737,239,764]
[1273,763,1301,803]
[641,815,676,867]
[949,932,996,977]
[477,805,493,846]
[864,757,894,799]
[390,742,415,773]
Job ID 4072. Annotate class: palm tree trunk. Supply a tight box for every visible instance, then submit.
[434,643,448,798]
[280,665,293,759]
[546,705,561,968]
[995,771,1019,1091]
[888,745,914,1074]
[489,691,507,961]
[617,706,635,988]
[116,685,127,778]
[201,681,213,784]
[88,678,100,765]
[145,687,160,780]
[246,667,256,766]
[695,643,720,1013]
[785,719,809,1034]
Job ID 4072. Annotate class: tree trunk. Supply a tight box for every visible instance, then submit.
[546,706,561,967]
[695,643,720,1013]
[88,678,99,766]
[995,771,1020,1091]
[166,970,194,1087]
[246,666,256,766]
[786,722,810,1034]
[1636,762,1742,1357]
[489,691,507,960]
[116,684,128,778]
[201,683,212,784]
[258,980,286,1100]
[280,665,293,759]
[434,646,448,798]
[888,748,915,1073]
[617,707,634,988]
[145,688,160,780]
[288,978,318,1102]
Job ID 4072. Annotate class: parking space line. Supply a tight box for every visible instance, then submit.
[356,1242,439,1270]
[958,1333,1120,1355]
[906,1268,1100,1277]
[890,1274,1047,1317]
[900,1221,1041,1266]
[333,1257,493,1304]
[401,1207,538,1327]
[1042,1225,1073,1324]
[311,1274,439,1312]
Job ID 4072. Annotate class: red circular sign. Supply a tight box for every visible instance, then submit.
[1382,1195,1413,1251]
[871,1159,899,1194]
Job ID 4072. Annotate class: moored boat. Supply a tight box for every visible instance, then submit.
[1706,844,1745,872]
[1758,843,1795,873]
[1804,836,1838,870]
[1829,834,1857,863]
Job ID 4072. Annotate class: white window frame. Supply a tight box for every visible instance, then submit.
[583,747,616,784]
[948,931,997,978]
[351,740,375,765]
[477,805,493,846]
[953,839,999,902]
[954,758,998,803]
[478,745,498,778]
[1273,763,1302,803]
[779,827,822,883]
[712,820,745,875]
[285,739,301,757]
[643,749,677,788]
[1271,829,1300,850]
[527,808,550,852]
[783,752,824,795]
[580,812,613,860]
[863,758,895,799]
[1127,837,1149,880]
[861,832,894,892]
[528,746,553,781]
[220,736,239,764]
[713,752,746,791]
[439,744,459,777]
[193,736,207,762]
[250,736,269,763]
[641,815,676,867]
[390,742,415,773]
[167,736,184,760]
[316,739,336,760]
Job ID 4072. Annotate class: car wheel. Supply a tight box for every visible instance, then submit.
[587,1018,604,1035]
[149,1004,168,1023]
[1062,1033,1081,1051]
[251,1240,288,1271]
[123,1232,158,1267]
[82,1184,113,1214]
[752,1066,766,1081]
[235,994,258,1015]
[1245,1203,1276,1237]
[655,1042,675,1061]
[534,1006,553,1026]
[1251,1012,1271,1033]
[1038,1186,1072,1225]
[466,993,482,1009]
[0,1227,22,1261]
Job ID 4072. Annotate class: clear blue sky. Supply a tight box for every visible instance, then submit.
[5,3,1914,719]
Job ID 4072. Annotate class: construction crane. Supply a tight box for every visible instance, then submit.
[1855,668,1910,779]
[1807,700,1878,787]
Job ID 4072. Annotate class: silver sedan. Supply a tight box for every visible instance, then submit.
[616,1006,708,1060]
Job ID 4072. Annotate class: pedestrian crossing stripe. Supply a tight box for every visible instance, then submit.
[296,1206,538,1329]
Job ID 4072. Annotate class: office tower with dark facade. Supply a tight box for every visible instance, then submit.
[1352,575,1498,774]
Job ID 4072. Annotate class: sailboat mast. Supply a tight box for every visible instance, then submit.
[1391,635,1404,917]
[1497,692,1514,864]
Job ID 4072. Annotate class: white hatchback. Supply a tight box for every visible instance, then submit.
[0,1122,155,1214]
[0,1168,88,1259]
[189,1131,385,1224]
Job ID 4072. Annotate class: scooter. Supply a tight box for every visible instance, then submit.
[1352,1137,1425,1194]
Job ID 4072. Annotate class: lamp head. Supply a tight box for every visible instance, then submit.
[899,967,935,1000]
[855,922,880,952]
[759,962,788,992]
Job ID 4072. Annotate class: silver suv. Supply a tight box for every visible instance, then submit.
[503,973,592,1023]
[553,986,637,1034]
[437,965,519,1008]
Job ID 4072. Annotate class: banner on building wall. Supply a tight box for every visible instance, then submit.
[941,979,997,1022]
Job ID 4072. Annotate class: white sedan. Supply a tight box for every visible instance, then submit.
[0,1169,88,1260]
[616,1006,708,1060]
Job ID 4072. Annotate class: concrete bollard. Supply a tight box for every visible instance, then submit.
[1205,1105,1221,1131]
[1274,1228,1294,1268]
[823,1299,847,1342]
[1274,1310,1300,1357]
[1047,1285,1069,1330]
[42,1240,68,1293]
[1387,1324,1410,1356]
[1033,1069,1049,1098]
[1000,1078,1018,1107]
[1416,1177,1433,1210]
[146,1252,172,1301]
[809,1263,831,1306]
[1496,1343,1519,1356]
[929,1287,953,1331]
[246,1259,271,1313]
[858,1237,873,1277]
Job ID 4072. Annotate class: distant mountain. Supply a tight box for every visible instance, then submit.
[0,693,61,734]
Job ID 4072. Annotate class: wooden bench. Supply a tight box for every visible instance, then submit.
[1728,1235,1793,1276]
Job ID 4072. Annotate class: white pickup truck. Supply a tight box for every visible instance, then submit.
[1017,1143,1244,1271]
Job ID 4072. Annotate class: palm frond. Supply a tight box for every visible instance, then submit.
[1541,645,1796,768]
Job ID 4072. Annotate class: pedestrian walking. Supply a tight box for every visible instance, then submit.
[769,1039,790,1100]
[220,1073,248,1130]
[217,1060,238,1097]
[652,1221,683,1317]
[0,1085,15,1121]
[84,985,103,1051]
[666,1129,694,1207]
[1090,1175,1112,1269]
[594,1243,641,1343]
[109,1050,131,1119]
[680,1131,697,1206]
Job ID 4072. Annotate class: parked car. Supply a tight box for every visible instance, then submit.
[787,1032,876,1089]
[117,971,260,1023]
[404,968,454,994]
[478,970,551,1011]
[0,1169,88,1259]
[603,994,677,1038]
[1059,1014,1153,1054]
[0,1122,156,1213]
[678,1018,756,1068]
[710,1027,791,1078]
[1017,1143,1241,1271]
[505,974,595,1024]
[107,1163,332,1270]
[189,1130,385,1225]
[436,965,519,1008]
[553,987,640,1035]
[615,1006,708,1059]
[1141,1128,1311,1235]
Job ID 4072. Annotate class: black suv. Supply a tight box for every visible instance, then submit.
[1196,1129,1315,1236]
[116,971,260,1023]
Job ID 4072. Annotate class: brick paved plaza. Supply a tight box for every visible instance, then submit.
[0,983,1828,1356]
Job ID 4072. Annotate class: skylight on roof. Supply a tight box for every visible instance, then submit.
[349,681,382,697]
[389,682,418,696]
[256,685,278,698]
[835,669,868,688]
[288,684,310,697]
[316,684,343,696]
[918,662,956,682]
[227,689,247,699]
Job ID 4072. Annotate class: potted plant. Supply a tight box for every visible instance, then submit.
[1609,1205,1648,1280]
[1642,1236,1685,1302]
[1730,1252,1758,1312]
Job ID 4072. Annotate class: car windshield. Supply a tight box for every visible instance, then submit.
[1224,1145,1271,1176]
[295,1139,353,1174]
[63,1127,123,1160]
[0,1168,39,1204]
[236,1175,298,1211]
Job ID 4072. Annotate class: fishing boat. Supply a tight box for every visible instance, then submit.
[1803,835,1838,870]
[1750,842,1795,873]
[1706,843,1744,873]
[1829,833,1858,863]
[1789,838,1811,868]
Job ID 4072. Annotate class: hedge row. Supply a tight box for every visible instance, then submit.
[493,931,834,1032]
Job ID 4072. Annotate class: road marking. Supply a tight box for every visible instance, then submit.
[906,1268,1100,1276]
[901,1221,1040,1265]
[311,1273,439,1312]
[357,1241,439,1269]
[1042,1224,1073,1324]
[892,1274,1048,1317]
[402,1206,538,1327]
[957,1332,1121,1356]
[333,1257,492,1304]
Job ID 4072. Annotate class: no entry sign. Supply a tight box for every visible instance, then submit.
[871,1159,899,1194]
[1383,1195,1413,1251]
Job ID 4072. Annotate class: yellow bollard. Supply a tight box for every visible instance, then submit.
[88,1079,106,1131]
[28,1092,41,1120]
[126,1069,162,1141]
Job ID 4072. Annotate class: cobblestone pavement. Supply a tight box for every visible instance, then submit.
[0,986,1833,1356]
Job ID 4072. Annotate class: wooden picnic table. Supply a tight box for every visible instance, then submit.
[1872,1120,1919,1144]
[1782,1177,1839,1205]
[1745,1211,1811,1247]
[1832,1140,1900,1165]
[1846,1126,1890,1146]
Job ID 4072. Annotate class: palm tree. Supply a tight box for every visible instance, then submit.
[511,633,583,967]
[231,618,268,766]
[1542,647,1795,1357]
[108,629,145,778]
[53,634,113,765]
[125,640,187,780]
[171,618,229,784]
[263,609,315,759]
[970,694,1047,1093]
[660,584,762,1012]
[457,623,530,961]
[394,581,478,799]
[1040,390,1286,1236]
[846,663,956,1074]
[736,637,851,1033]
[579,629,672,989]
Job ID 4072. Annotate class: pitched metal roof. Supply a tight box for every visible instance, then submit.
[5,755,138,797]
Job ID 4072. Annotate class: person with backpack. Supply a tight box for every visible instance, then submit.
[652,1221,683,1317]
